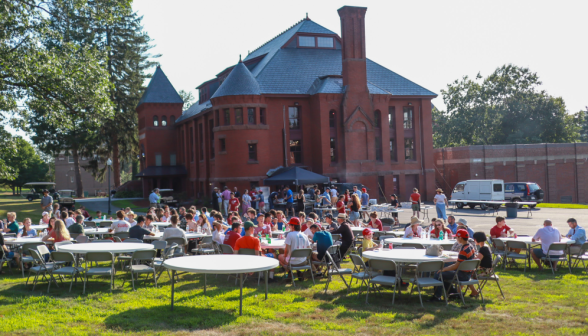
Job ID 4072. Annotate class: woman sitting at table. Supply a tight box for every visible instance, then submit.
[39,211,50,226]
[47,217,56,235]
[366,212,383,231]
[52,204,61,220]
[42,220,71,243]
[430,219,453,239]
[211,221,225,245]
[17,218,37,238]
[198,213,212,235]
[185,213,198,232]
[404,216,423,238]
[127,211,137,227]
[431,229,475,301]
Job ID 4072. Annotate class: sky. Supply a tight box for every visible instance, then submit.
[132,0,587,113]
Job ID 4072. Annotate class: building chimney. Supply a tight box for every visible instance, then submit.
[338,6,368,93]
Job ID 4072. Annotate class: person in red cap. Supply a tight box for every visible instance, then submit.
[430,229,475,302]
[278,217,311,281]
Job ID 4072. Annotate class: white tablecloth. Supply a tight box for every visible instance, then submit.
[363,249,459,263]
[494,237,575,245]
[3,237,71,245]
[163,255,279,274]
[261,239,286,249]
[59,242,154,254]
[384,238,457,246]
[142,232,208,240]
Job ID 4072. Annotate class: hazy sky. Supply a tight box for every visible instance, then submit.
[133,0,587,113]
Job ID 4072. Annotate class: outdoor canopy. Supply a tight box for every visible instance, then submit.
[263,166,329,186]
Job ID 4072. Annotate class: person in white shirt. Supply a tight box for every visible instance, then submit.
[404,217,423,238]
[278,217,311,278]
[530,219,562,271]
[61,211,75,228]
[160,215,187,243]
[212,221,225,245]
[108,210,131,233]
[303,220,316,240]
[127,211,137,227]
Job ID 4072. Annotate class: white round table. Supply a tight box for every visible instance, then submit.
[3,237,69,245]
[363,249,459,263]
[83,228,112,236]
[142,232,208,240]
[383,238,457,247]
[163,255,279,315]
[494,237,575,245]
[59,242,154,254]
[152,222,171,227]
[261,239,286,249]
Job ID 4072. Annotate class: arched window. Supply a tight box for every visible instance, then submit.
[170,115,175,125]
[161,115,167,127]
[374,110,381,128]
[329,110,336,128]
[153,115,159,127]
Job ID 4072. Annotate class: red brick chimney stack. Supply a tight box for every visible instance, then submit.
[338,6,368,93]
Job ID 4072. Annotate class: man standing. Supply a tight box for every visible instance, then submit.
[330,187,338,206]
[211,187,220,212]
[40,189,53,214]
[149,188,160,209]
[233,187,240,199]
[530,219,562,271]
[229,193,240,214]
[222,186,231,216]
[269,189,279,210]
[565,218,586,255]
[410,188,421,219]
[352,186,362,200]
[284,186,294,218]
[360,188,369,220]
[446,216,458,235]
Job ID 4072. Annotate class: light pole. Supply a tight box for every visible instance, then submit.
[107,158,112,215]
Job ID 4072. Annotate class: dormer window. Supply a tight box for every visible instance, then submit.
[297,35,335,49]
[317,37,334,48]
[298,36,315,47]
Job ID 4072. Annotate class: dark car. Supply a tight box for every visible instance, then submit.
[504,182,544,208]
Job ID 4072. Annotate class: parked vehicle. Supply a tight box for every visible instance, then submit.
[451,179,504,210]
[22,182,56,202]
[504,182,544,208]
[56,190,76,208]
[158,189,178,207]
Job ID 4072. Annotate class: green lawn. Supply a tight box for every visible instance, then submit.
[111,199,149,213]
[536,203,588,209]
[1,256,587,335]
[0,192,45,223]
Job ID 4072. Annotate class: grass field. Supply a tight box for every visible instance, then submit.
[537,203,588,209]
[111,199,149,213]
[0,192,45,223]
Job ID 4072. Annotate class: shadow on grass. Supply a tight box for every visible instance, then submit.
[103,306,237,332]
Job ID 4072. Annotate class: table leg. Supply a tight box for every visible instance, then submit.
[171,270,175,311]
[239,273,243,316]
[204,273,207,295]
[265,270,268,300]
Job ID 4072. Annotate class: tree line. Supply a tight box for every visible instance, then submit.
[1,0,159,197]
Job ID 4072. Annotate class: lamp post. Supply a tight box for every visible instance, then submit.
[107,158,112,215]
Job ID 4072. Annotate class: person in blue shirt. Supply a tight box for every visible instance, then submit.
[352,185,362,200]
[566,218,586,255]
[284,186,294,218]
[310,225,333,265]
[457,218,474,239]
[446,215,458,235]
[149,188,160,208]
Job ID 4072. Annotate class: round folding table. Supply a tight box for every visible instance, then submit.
[59,242,154,254]
[383,237,457,247]
[362,249,458,263]
[163,255,279,315]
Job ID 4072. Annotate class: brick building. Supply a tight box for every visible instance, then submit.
[434,143,588,203]
[136,6,438,202]
[54,153,113,196]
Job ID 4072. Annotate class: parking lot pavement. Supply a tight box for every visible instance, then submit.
[396,206,588,236]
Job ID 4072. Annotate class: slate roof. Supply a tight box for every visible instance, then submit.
[138,66,183,107]
[176,100,212,123]
[211,61,261,99]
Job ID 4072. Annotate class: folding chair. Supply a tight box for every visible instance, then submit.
[54,241,73,251]
[440,244,455,251]
[541,243,570,274]
[409,261,448,307]
[402,243,425,249]
[123,250,157,290]
[366,259,399,304]
[331,234,342,243]
[477,255,505,299]
[83,251,115,294]
[84,221,96,228]
[491,239,508,268]
[49,251,85,293]
[76,235,89,243]
[505,241,528,272]
[349,254,373,297]
[27,249,57,291]
[219,244,234,254]
[165,237,187,257]
[70,233,80,239]
[323,250,352,294]
[0,249,13,274]
[238,248,262,285]
[114,232,130,240]
[123,238,142,243]
[37,244,66,268]
[450,259,482,304]
[112,236,122,243]
[20,242,45,277]
[570,242,588,274]
[287,248,315,286]
[192,236,215,255]
[98,221,112,228]
[155,243,179,282]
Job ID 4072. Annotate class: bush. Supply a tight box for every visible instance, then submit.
[113,190,142,198]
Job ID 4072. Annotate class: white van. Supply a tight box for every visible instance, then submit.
[451,179,505,210]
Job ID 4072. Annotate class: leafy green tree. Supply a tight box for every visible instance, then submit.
[0,137,49,195]
[179,90,196,109]
[434,65,583,148]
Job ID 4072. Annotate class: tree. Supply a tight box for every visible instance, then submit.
[0,137,49,195]
[179,90,196,109]
[434,65,583,148]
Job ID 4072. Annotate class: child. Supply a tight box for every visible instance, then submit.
[361,228,377,264]
[470,232,492,297]
[96,210,102,220]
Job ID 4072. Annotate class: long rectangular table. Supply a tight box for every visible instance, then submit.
[448,200,537,217]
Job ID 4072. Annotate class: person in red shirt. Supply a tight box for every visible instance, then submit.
[223,222,242,250]
[366,212,383,231]
[490,216,515,238]
[229,193,240,213]
[336,196,346,214]
[234,222,262,254]
[410,188,421,219]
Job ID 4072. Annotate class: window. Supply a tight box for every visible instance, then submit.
[388,107,395,128]
[248,144,257,161]
[493,184,503,192]
[220,138,226,152]
[317,37,334,48]
[153,116,159,127]
[161,116,167,127]
[505,184,515,192]
[170,115,175,125]
[170,153,176,166]
[68,156,74,163]
[289,106,300,129]
[224,109,230,125]
[190,127,194,162]
[259,108,266,125]
[330,138,336,162]
[235,108,243,125]
[70,176,74,183]
[375,137,382,161]
[403,107,413,129]
[215,110,219,126]
[389,139,397,161]
[247,107,256,125]
[374,110,381,128]
[155,154,162,166]
[289,139,302,164]
[298,36,315,47]
[454,183,465,193]
[199,123,204,160]
[209,119,215,159]
[404,138,415,160]
[329,110,336,128]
